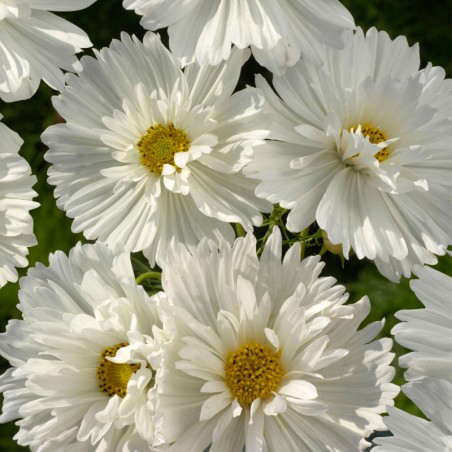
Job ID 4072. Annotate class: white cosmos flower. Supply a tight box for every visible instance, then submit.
[123,0,355,74]
[375,265,452,450]
[0,242,165,450]
[42,32,271,267]
[156,228,399,451]
[244,27,452,282]
[373,378,452,451]
[392,265,452,383]
[0,0,96,102]
[0,115,38,287]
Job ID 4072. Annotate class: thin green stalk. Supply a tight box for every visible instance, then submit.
[135,271,161,285]
[299,227,310,260]
[257,228,273,256]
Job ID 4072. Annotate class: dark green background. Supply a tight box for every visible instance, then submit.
[0,0,451,449]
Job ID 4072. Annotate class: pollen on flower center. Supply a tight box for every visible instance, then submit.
[224,341,284,406]
[96,342,140,398]
[137,122,190,175]
[351,122,390,162]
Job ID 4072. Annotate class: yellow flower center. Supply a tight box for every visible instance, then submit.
[350,122,390,162]
[96,342,140,398]
[224,341,284,406]
[137,122,190,175]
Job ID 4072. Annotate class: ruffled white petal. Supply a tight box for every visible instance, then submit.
[392,266,452,382]
[156,229,398,450]
[0,242,166,449]
[247,27,452,281]
[0,1,94,101]
[0,119,38,287]
[124,0,355,73]
[43,32,270,267]
[374,378,452,451]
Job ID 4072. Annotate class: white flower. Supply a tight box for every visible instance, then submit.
[123,0,355,74]
[0,242,165,450]
[0,115,38,287]
[245,27,452,281]
[392,265,452,383]
[42,32,271,267]
[373,378,452,451]
[156,228,399,451]
[0,0,96,102]
[374,265,452,450]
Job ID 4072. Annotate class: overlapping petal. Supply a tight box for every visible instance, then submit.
[0,242,166,449]
[245,27,452,281]
[42,32,271,267]
[0,0,96,101]
[124,0,355,74]
[0,116,38,287]
[156,229,398,450]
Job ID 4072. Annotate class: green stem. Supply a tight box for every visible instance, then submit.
[131,255,153,274]
[299,227,310,260]
[234,223,246,237]
[257,228,273,256]
[135,271,161,285]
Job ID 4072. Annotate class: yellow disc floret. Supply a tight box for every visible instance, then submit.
[137,122,190,175]
[350,122,390,162]
[224,341,284,406]
[96,342,140,398]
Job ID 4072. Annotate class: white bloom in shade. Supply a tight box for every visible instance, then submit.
[245,27,452,281]
[392,265,452,383]
[373,378,452,451]
[42,32,271,267]
[123,0,355,74]
[0,242,165,450]
[156,228,399,451]
[0,0,96,102]
[0,115,38,287]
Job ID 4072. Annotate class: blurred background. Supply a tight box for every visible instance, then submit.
[0,0,451,449]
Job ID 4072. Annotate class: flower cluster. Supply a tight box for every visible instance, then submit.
[0,1,450,451]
